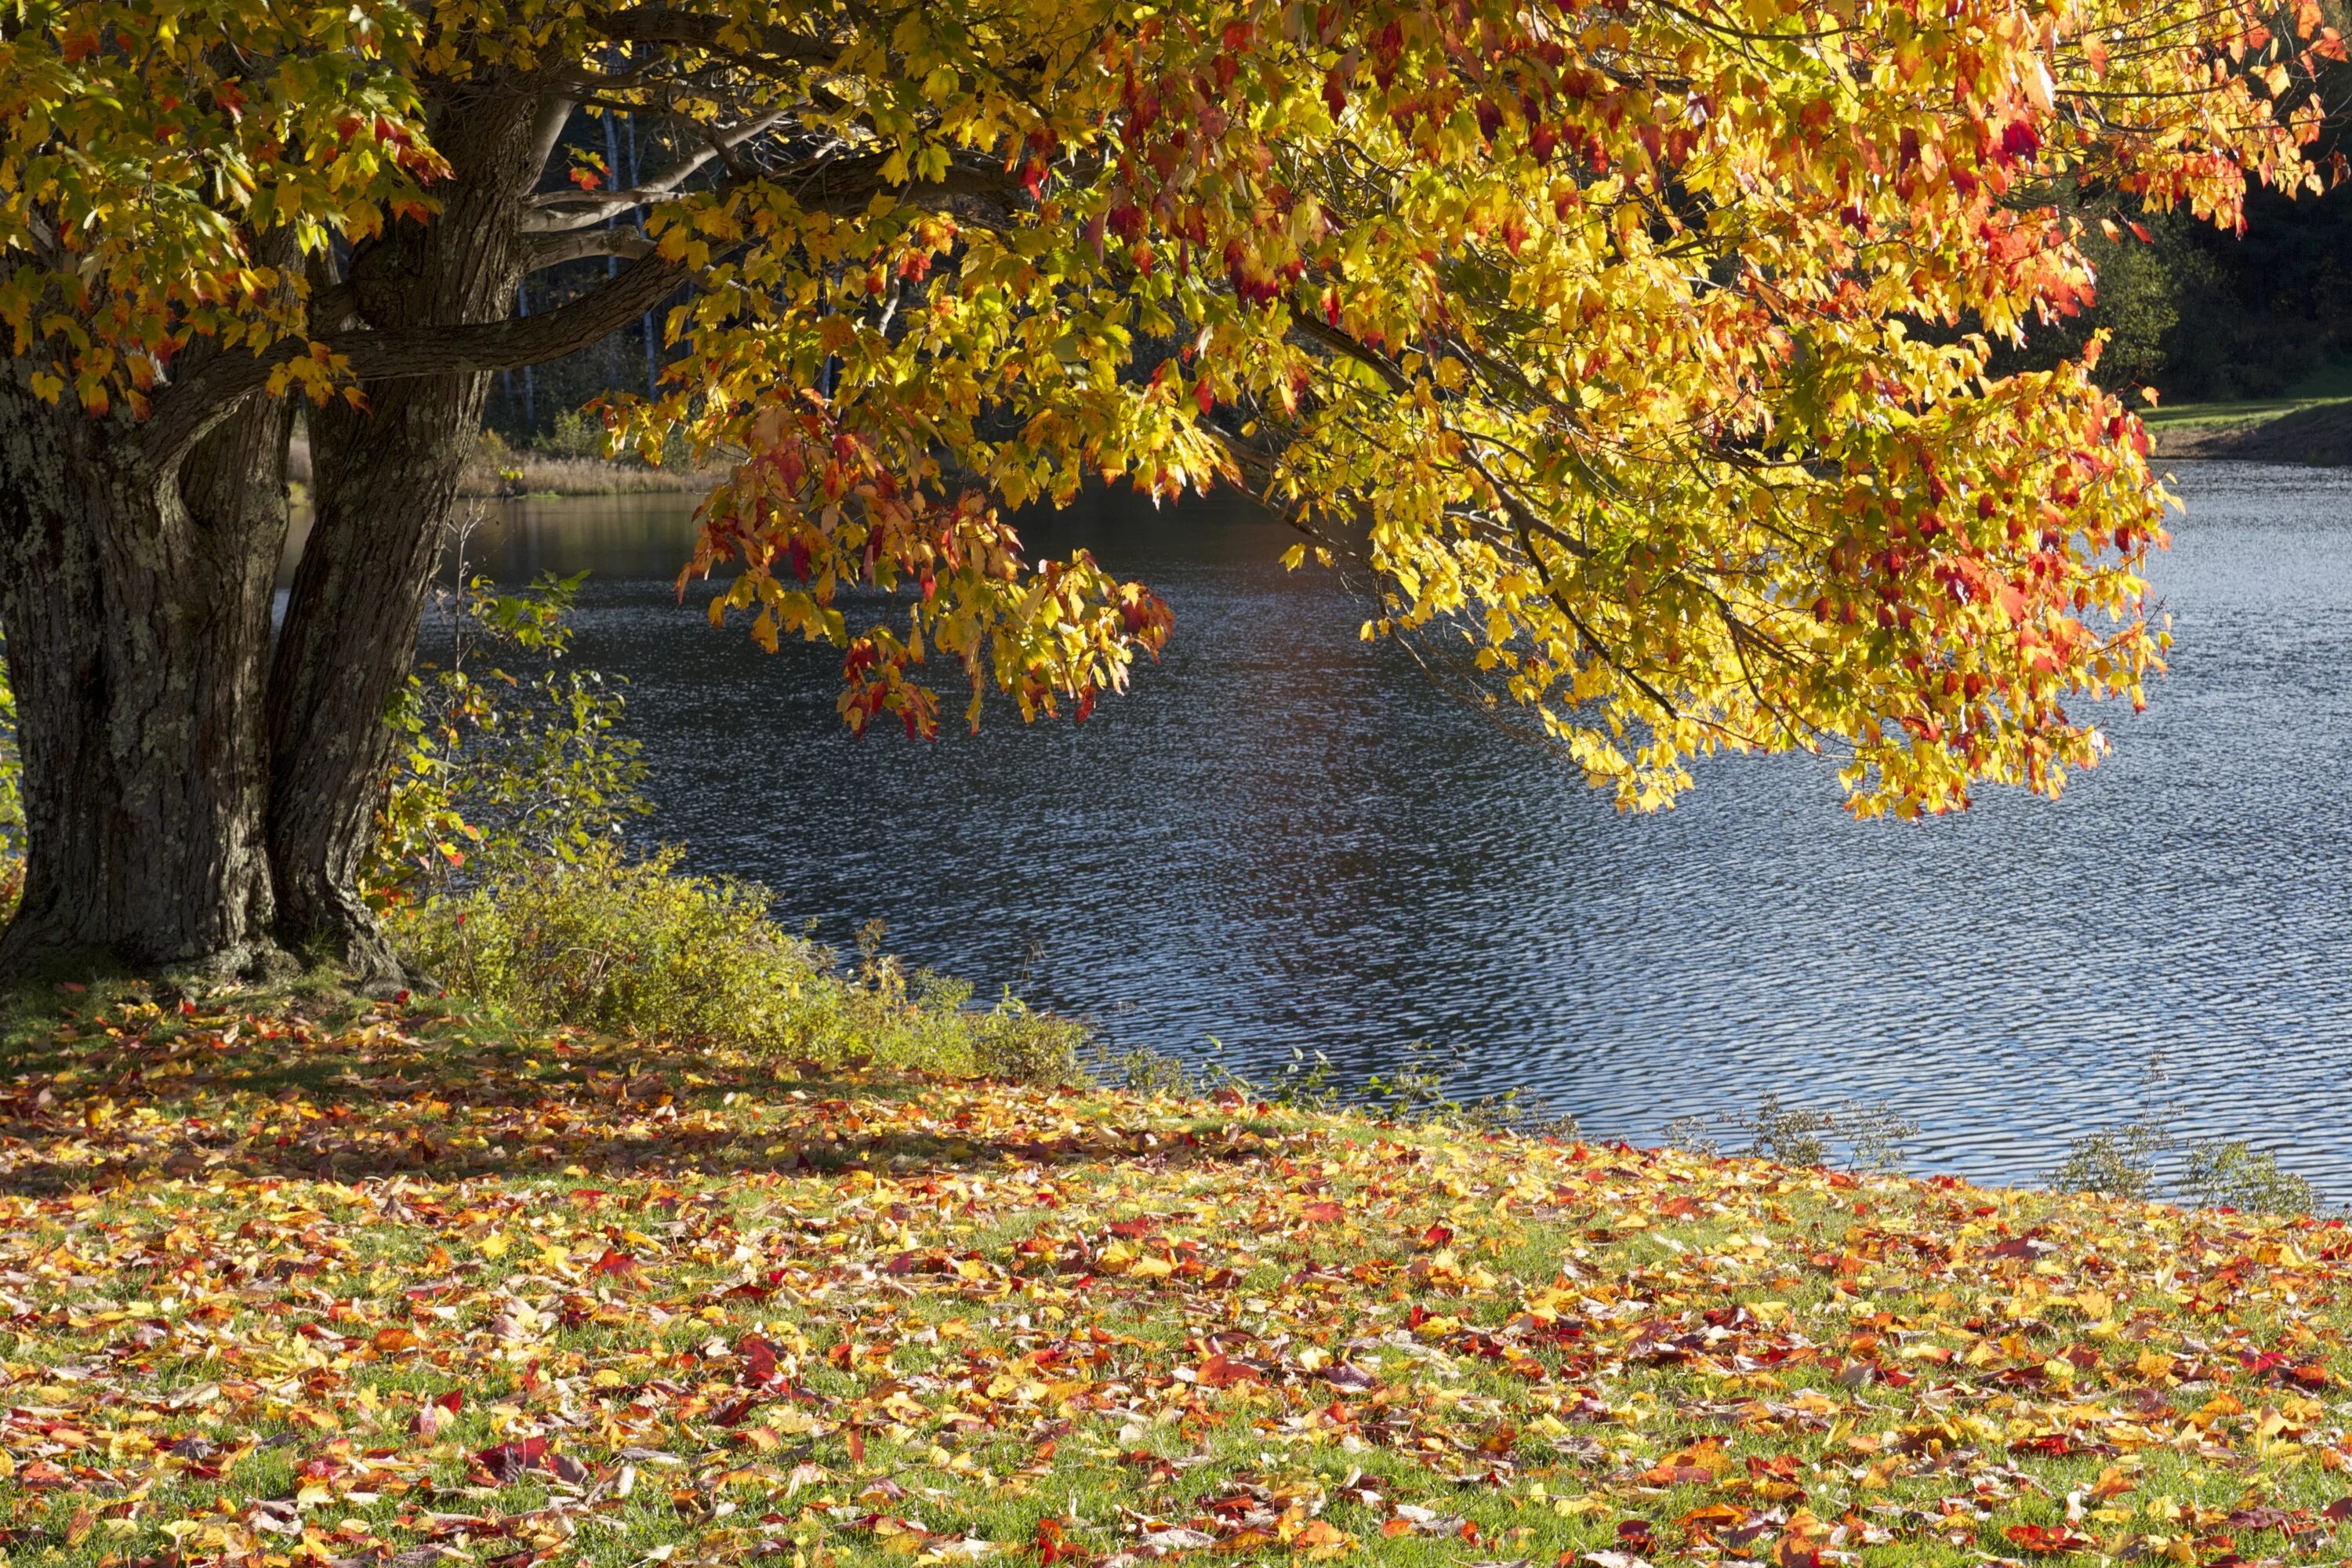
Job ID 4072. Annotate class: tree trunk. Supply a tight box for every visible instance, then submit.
[0,358,292,981]
[267,375,492,979]
[266,90,551,978]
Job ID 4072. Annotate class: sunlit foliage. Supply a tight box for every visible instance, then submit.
[2,0,2336,807]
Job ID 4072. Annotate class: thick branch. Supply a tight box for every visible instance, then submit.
[529,93,580,189]
[1291,316,1411,394]
[529,142,1025,234]
[141,252,693,468]
[526,227,659,270]
[143,147,1026,466]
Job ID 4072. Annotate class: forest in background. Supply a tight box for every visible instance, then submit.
[1998,175,2352,403]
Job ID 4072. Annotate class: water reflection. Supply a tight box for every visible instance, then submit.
[426,465,2352,1189]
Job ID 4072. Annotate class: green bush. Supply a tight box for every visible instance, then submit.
[370,567,651,906]
[2180,1139,2320,1217]
[2047,1122,2171,1202]
[390,845,1084,1081]
[535,408,612,461]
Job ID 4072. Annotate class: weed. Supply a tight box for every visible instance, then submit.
[2047,1052,2325,1214]
[2180,1138,2321,1216]
[2048,1122,2172,1201]
[1665,1091,1920,1173]
[1085,1035,1580,1137]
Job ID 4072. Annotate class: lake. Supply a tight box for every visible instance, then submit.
[426,463,2352,1190]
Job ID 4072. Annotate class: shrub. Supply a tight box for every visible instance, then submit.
[369,563,651,906]
[391,847,1083,1081]
[2047,1122,2172,1202]
[2180,1139,2321,1216]
[1665,1092,1919,1173]
[535,408,608,461]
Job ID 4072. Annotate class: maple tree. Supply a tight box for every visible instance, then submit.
[0,0,2336,979]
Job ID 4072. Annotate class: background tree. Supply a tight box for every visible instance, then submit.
[0,0,2335,982]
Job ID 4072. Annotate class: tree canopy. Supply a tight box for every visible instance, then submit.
[2,0,2336,833]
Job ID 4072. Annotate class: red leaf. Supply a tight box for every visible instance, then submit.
[474,1437,551,1484]
[2005,1523,2092,1554]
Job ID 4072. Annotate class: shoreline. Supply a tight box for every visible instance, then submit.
[290,431,725,499]
[2149,395,2352,464]
[456,451,725,499]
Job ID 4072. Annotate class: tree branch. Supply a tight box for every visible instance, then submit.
[1290,316,1410,394]
[526,227,659,270]
[528,93,580,190]
[141,252,694,468]
[525,107,790,231]
[143,146,1027,466]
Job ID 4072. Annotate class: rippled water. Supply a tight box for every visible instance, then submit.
[446,463,2352,1189]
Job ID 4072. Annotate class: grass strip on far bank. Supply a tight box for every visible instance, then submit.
[0,995,2346,1568]
[454,453,724,499]
[2144,393,2352,463]
[2141,396,2352,432]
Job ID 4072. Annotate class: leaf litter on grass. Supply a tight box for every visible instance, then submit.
[0,996,2345,1568]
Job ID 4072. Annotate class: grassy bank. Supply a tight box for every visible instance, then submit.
[0,992,2343,1568]
[452,453,721,499]
[2147,398,2352,461]
[288,430,722,501]
[2144,371,2352,463]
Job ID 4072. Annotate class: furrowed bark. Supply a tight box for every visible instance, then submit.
[266,89,550,980]
[0,357,292,981]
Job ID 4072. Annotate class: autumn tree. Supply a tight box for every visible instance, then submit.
[0,0,2333,982]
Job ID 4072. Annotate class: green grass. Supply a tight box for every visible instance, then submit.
[2142,394,2352,430]
[0,990,2342,1568]
[2143,361,2352,430]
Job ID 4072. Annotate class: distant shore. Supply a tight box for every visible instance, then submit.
[289,432,724,500]
[286,405,2352,504]
[454,452,722,498]
[2148,396,2352,465]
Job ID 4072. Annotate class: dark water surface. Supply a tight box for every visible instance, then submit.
[441,463,2352,1188]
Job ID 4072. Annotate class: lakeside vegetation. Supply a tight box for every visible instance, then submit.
[286,419,722,505]
[2148,398,2352,465]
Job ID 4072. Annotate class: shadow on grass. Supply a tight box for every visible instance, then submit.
[0,994,1289,1195]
